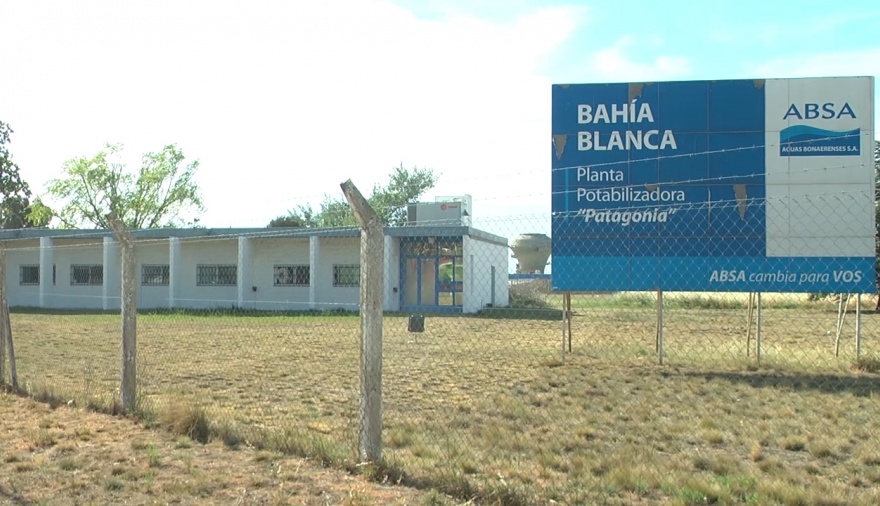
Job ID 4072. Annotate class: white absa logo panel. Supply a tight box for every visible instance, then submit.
[764,77,875,259]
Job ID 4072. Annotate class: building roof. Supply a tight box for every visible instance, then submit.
[0,225,509,247]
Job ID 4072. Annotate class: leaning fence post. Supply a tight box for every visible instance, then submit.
[107,215,138,413]
[0,243,16,389]
[0,243,6,384]
[340,179,384,463]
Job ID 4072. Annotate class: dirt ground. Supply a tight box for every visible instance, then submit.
[0,391,447,506]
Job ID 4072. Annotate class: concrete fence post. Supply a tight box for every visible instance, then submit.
[107,215,138,413]
[340,179,384,463]
[0,243,18,389]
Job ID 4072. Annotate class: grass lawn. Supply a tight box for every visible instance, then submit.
[7,295,880,505]
[0,390,447,505]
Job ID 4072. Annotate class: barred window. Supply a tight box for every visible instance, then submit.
[20,265,39,285]
[71,265,103,286]
[142,264,170,286]
[196,264,237,286]
[274,265,310,287]
[333,264,360,287]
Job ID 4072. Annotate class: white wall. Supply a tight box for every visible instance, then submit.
[1,235,363,312]
[249,237,311,310]
[102,237,120,310]
[2,232,501,313]
[4,240,41,308]
[314,237,360,311]
[136,240,172,309]
[176,238,239,309]
[384,236,400,312]
[463,235,510,313]
[49,238,105,309]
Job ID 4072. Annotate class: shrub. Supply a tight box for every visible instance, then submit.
[161,401,211,443]
[509,279,551,309]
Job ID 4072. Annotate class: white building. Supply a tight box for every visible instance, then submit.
[0,225,509,314]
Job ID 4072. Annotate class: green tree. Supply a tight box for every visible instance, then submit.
[0,121,50,228]
[41,143,205,229]
[269,164,437,228]
[267,214,308,228]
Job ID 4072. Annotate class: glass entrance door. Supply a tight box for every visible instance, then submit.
[438,256,463,306]
[403,258,419,306]
[402,257,437,307]
[419,258,437,306]
[400,237,463,311]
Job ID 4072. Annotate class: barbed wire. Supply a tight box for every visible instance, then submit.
[0,139,874,249]
[0,189,873,253]
[549,129,874,173]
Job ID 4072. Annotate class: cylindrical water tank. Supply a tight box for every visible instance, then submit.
[510,233,551,274]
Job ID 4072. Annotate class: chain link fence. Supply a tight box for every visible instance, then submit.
[2,205,880,505]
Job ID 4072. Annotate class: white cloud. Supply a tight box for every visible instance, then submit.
[0,0,587,233]
[588,36,691,82]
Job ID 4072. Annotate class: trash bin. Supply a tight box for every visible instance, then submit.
[407,314,425,333]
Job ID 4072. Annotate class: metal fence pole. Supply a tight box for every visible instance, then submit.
[856,293,862,359]
[756,292,762,364]
[657,289,664,365]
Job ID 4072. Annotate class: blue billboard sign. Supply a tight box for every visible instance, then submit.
[551,77,876,293]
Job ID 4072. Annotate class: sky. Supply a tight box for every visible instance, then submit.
[1,0,879,243]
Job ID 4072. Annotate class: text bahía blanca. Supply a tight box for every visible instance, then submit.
[577,102,677,151]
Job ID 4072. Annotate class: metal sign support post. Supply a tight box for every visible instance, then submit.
[756,292,763,364]
[835,294,851,357]
[656,289,664,365]
[561,298,567,362]
[856,293,862,358]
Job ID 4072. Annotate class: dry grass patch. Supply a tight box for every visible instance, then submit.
[57,457,80,471]
[809,439,837,459]
[0,391,450,505]
[29,427,57,449]
[700,430,726,446]
[7,304,880,504]
[852,356,880,374]
[781,435,808,452]
[160,400,211,444]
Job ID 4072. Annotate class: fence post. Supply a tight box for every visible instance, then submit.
[0,243,6,383]
[340,179,384,463]
[0,243,17,389]
[107,215,138,413]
